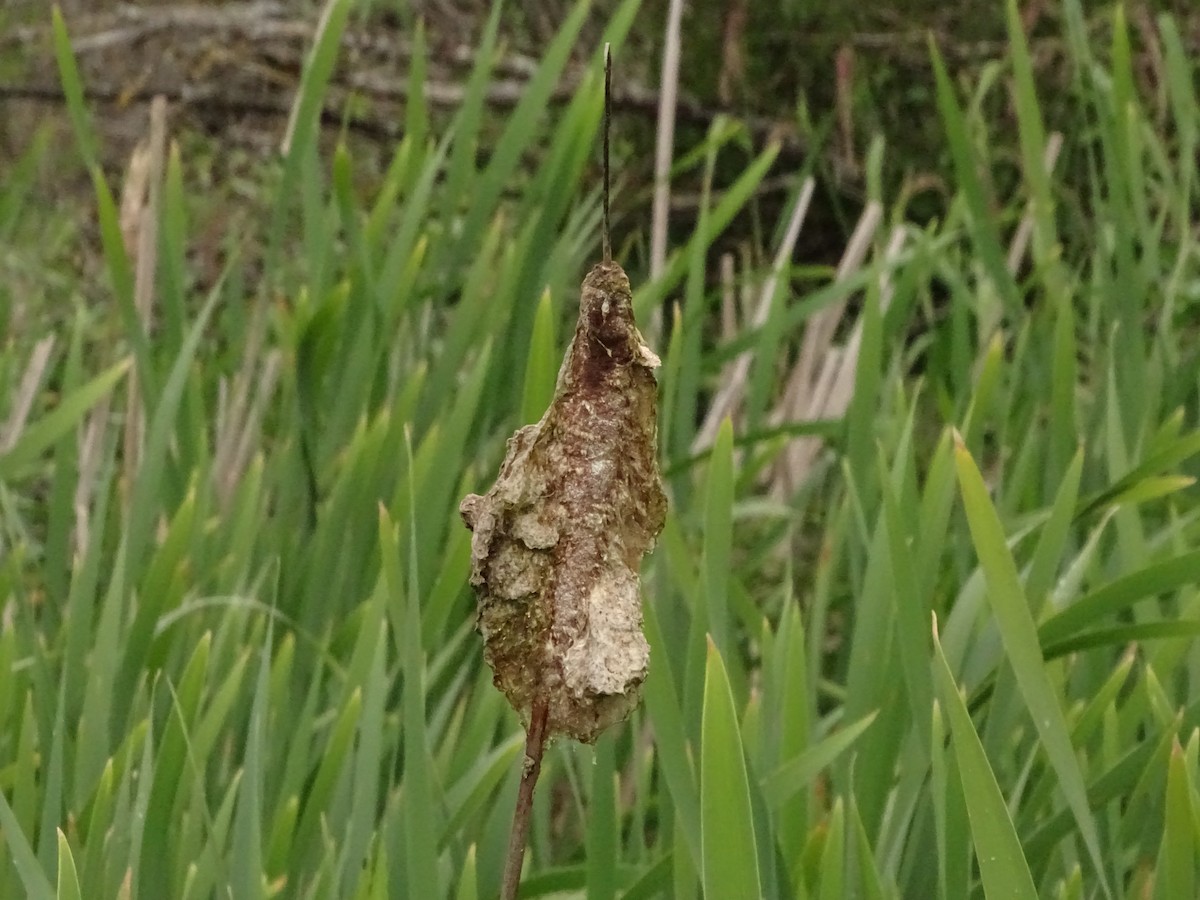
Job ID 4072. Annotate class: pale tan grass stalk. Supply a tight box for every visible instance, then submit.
[768,200,883,495]
[0,336,55,455]
[119,95,167,495]
[1006,131,1064,273]
[693,177,815,451]
[648,0,684,337]
[73,395,112,559]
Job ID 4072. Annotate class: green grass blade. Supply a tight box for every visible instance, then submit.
[0,358,130,482]
[932,624,1038,900]
[382,486,439,897]
[953,434,1112,895]
[761,712,878,807]
[586,735,618,900]
[1157,738,1196,900]
[230,634,271,900]
[36,679,67,880]
[703,419,735,662]
[1024,448,1084,611]
[928,41,1019,319]
[54,831,80,900]
[267,0,354,268]
[641,600,701,868]
[701,640,761,900]
[521,288,558,425]
[1039,549,1200,645]
[49,7,98,169]
[0,783,54,900]
[635,143,781,321]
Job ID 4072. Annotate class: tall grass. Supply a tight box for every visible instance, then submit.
[1,0,1198,897]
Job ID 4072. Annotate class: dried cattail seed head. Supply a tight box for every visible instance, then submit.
[460,259,666,744]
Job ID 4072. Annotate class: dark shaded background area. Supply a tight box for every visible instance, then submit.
[2,0,1197,271]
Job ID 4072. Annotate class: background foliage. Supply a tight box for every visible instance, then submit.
[1,0,1199,897]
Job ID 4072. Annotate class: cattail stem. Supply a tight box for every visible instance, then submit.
[602,43,612,264]
[499,698,550,900]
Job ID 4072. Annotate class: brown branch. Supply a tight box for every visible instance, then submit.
[0,80,806,154]
[499,699,549,900]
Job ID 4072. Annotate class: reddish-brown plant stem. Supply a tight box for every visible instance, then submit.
[499,698,550,900]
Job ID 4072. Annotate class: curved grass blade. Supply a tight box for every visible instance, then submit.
[0,785,53,900]
[1044,621,1200,660]
[1039,549,1200,645]
[932,620,1038,900]
[953,434,1112,896]
[761,712,878,807]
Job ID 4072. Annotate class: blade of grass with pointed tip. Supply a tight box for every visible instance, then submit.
[1157,737,1197,900]
[816,797,845,900]
[49,7,98,170]
[291,687,361,871]
[931,701,969,900]
[230,631,271,900]
[953,437,1113,895]
[41,316,84,613]
[641,599,701,869]
[139,633,211,893]
[928,42,1019,318]
[341,626,387,896]
[1004,0,1063,286]
[1040,549,1200,645]
[455,0,592,260]
[36,678,67,880]
[441,734,523,841]
[932,622,1038,900]
[125,710,157,900]
[124,283,223,585]
[761,712,878,807]
[587,734,618,900]
[701,640,761,900]
[1025,448,1085,612]
[389,448,440,896]
[438,2,502,230]
[881,475,933,756]
[79,760,114,894]
[267,0,354,270]
[55,831,80,900]
[1044,621,1200,660]
[703,420,735,664]
[635,143,781,321]
[521,289,558,425]
[0,781,53,900]
[1076,430,1200,519]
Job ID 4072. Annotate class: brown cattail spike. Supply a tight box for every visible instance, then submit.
[462,49,665,898]
[460,258,665,743]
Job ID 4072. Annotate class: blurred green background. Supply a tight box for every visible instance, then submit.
[1,1,1199,898]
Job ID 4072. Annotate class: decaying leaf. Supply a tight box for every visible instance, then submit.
[460,260,667,744]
